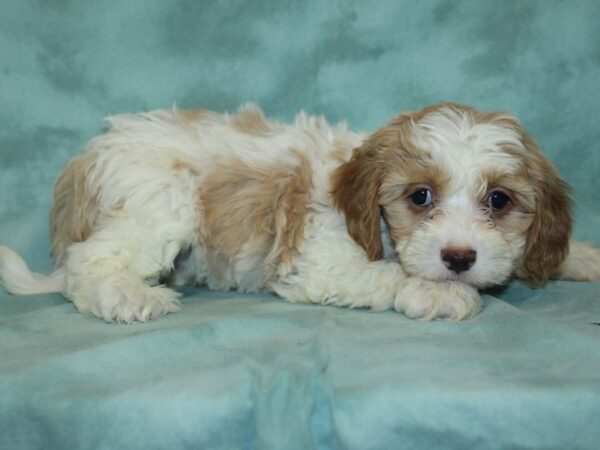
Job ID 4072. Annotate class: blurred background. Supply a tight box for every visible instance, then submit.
[1,0,599,272]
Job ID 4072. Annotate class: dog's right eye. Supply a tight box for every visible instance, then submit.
[487,190,511,212]
[409,188,433,207]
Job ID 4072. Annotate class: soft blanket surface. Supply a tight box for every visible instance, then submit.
[1,1,599,449]
[1,285,600,449]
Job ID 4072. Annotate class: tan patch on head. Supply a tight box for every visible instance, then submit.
[200,152,313,284]
[50,153,101,265]
[476,110,522,136]
[231,104,277,136]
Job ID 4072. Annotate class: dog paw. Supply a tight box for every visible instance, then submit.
[100,284,182,324]
[67,274,182,324]
[395,278,483,321]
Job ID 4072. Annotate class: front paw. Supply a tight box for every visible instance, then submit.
[395,279,483,321]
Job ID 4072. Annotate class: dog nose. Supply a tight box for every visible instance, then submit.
[440,248,477,273]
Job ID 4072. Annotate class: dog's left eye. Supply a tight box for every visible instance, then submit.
[487,191,511,212]
[409,188,433,207]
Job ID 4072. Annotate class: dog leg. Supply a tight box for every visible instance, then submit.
[63,206,197,323]
[552,241,600,281]
[271,215,483,320]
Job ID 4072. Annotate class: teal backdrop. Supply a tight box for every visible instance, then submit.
[1,1,599,450]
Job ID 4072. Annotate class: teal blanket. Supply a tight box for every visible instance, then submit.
[1,1,599,449]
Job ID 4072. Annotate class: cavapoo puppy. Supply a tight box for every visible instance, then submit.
[1,103,599,323]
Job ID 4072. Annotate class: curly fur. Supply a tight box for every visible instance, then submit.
[1,103,599,323]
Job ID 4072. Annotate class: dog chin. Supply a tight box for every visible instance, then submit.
[408,270,510,290]
[445,271,510,289]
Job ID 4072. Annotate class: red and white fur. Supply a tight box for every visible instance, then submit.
[1,103,599,323]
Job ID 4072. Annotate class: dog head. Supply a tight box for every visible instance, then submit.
[333,103,571,288]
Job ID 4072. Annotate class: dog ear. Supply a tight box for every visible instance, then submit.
[519,133,572,286]
[332,144,384,261]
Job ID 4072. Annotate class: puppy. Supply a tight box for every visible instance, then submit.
[1,103,599,323]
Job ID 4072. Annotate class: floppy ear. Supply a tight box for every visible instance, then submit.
[519,133,572,286]
[332,144,384,261]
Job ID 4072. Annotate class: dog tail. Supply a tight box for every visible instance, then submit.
[0,245,64,295]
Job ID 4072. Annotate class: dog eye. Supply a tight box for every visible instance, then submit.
[409,188,433,207]
[487,191,511,211]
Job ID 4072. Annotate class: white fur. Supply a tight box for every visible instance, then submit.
[0,246,64,294]
[1,104,598,323]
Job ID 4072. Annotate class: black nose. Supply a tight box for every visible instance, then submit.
[441,248,477,274]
